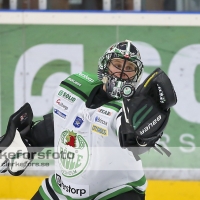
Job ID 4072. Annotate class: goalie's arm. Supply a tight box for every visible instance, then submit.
[25,113,54,148]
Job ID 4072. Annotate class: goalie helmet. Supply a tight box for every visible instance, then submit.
[98,40,144,99]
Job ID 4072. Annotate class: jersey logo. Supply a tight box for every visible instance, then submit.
[73,116,83,128]
[77,72,94,83]
[139,115,162,135]
[58,130,89,178]
[66,131,76,147]
[94,116,108,126]
[67,77,82,87]
[56,99,68,110]
[97,108,112,116]
[54,109,67,119]
[58,90,76,103]
[92,124,108,136]
[55,174,89,197]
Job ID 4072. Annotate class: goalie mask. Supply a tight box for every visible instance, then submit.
[98,40,143,99]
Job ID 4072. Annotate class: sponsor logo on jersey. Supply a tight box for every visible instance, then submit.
[73,116,83,128]
[58,90,76,103]
[77,72,94,83]
[92,124,108,136]
[54,109,66,119]
[58,130,89,178]
[94,116,108,126]
[56,99,68,110]
[67,77,82,87]
[97,108,112,116]
[139,115,162,135]
[55,174,88,197]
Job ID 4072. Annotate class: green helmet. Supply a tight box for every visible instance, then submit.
[98,40,144,98]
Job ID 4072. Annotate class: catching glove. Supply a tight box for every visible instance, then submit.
[119,68,177,156]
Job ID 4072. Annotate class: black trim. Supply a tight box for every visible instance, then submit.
[117,112,122,119]
[105,102,122,111]
[86,85,102,108]
[45,178,59,200]
[108,189,145,200]
[61,81,88,100]
[31,190,44,200]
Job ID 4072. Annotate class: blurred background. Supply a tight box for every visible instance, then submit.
[0,0,200,199]
[1,0,200,11]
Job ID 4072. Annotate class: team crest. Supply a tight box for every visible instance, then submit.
[58,130,89,178]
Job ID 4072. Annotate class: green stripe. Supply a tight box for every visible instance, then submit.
[51,174,100,200]
[111,100,123,107]
[133,105,153,129]
[51,174,145,199]
[51,175,63,195]
[127,175,146,194]
[62,73,102,96]
[128,175,146,187]
[103,104,120,112]
[99,186,133,200]
[103,100,122,112]
[39,186,51,200]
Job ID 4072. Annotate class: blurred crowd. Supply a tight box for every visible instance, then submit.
[0,0,200,11]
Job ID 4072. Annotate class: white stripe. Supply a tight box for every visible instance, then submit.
[136,180,147,192]
[122,101,129,123]
[94,185,132,200]
[48,175,67,200]
[0,12,200,26]
[41,179,55,200]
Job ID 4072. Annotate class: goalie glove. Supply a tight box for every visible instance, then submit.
[0,103,36,175]
[119,68,177,156]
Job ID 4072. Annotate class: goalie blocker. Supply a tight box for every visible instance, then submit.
[119,68,177,156]
[0,102,54,175]
[0,103,34,175]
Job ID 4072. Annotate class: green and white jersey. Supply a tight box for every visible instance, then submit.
[40,72,147,200]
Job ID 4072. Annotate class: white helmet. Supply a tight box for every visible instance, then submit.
[98,40,144,99]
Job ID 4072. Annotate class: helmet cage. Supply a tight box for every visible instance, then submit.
[98,40,144,88]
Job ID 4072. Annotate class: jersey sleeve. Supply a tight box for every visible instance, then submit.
[26,113,54,147]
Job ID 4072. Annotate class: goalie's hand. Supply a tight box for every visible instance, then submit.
[0,103,35,175]
[119,68,177,155]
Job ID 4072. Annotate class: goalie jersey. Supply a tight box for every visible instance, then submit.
[40,72,147,199]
